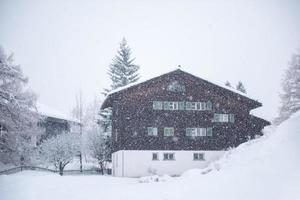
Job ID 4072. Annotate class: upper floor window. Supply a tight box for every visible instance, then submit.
[147,127,158,136]
[167,81,186,92]
[153,101,163,110]
[193,153,205,161]
[164,127,174,136]
[213,114,235,122]
[163,153,175,160]
[153,101,212,111]
[163,101,179,110]
[186,127,213,137]
[186,101,212,111]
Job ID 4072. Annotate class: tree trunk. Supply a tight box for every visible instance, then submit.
[59,162,64,176]
[100,163,104,175]
[79,153,82,172]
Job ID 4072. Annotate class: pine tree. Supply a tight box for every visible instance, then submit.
[236,81,247,94]
[99,38,140,135]
[107,38,140,91]
[225,81,232,88]
[276,51,300,124]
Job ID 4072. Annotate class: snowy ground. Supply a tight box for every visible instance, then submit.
[1,112,300,200]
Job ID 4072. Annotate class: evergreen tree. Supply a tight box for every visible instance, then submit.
[276,51,300,124]
[106,38,140,92]
[225,81,232,88]
[236,81,247,94]
[99,38,140,135]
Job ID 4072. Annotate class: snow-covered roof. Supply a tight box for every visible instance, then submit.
[107,68,259,102]
[36,102,80,124]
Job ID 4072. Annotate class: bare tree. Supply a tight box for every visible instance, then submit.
[71,90,84,172]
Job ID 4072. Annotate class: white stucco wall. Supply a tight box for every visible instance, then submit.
[112,150,225,177]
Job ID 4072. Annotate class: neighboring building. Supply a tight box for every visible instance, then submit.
[101,69,270,177]
[36,103,81,142]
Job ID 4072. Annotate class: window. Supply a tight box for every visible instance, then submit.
[178,102,185,110]
[196,102,206,110]
[163,153,175,160]
[153,101,163,110]
[197,128,206,136]
[186,127,212,137]
[213,114,234,122]
[186,102,197,110]
[164,101,170,110]
[147,127,158,136]
[164,127,174,136]
[169,102,178,110]
[186,128,195,136]
[152,153,158,160]
[167,81,186,92]
[193,153,205,161]
[186,102,192,110]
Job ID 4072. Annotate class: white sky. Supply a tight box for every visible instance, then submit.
[1,0,300,121]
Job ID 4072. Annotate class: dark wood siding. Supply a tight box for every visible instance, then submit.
[105,70,269,153]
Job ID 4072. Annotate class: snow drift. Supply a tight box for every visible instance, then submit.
[180,111,300,200]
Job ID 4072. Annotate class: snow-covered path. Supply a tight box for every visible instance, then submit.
[1,111,300,200]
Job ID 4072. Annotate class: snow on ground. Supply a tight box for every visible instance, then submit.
[0,112,300,200]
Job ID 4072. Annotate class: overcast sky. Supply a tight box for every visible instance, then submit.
[1,0,300,121]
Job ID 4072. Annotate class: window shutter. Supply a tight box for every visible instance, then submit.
[229,114,235,123]
[206,101,212,110]
[207,127,213,136]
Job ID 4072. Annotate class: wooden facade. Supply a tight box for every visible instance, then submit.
[102,69,270,153]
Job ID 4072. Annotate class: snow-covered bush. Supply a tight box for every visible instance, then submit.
[40,133,81,175]
[86,132,111,174]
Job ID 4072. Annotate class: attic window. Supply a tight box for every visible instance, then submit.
[167,81,186,92]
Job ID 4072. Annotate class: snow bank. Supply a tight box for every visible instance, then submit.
[180,111,300,200]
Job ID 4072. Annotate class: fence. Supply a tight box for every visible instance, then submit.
[0,166,111,175]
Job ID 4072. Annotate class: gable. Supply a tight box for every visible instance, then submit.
[101,69,262,110]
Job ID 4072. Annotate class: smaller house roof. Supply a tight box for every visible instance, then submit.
[36,102,80,124]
